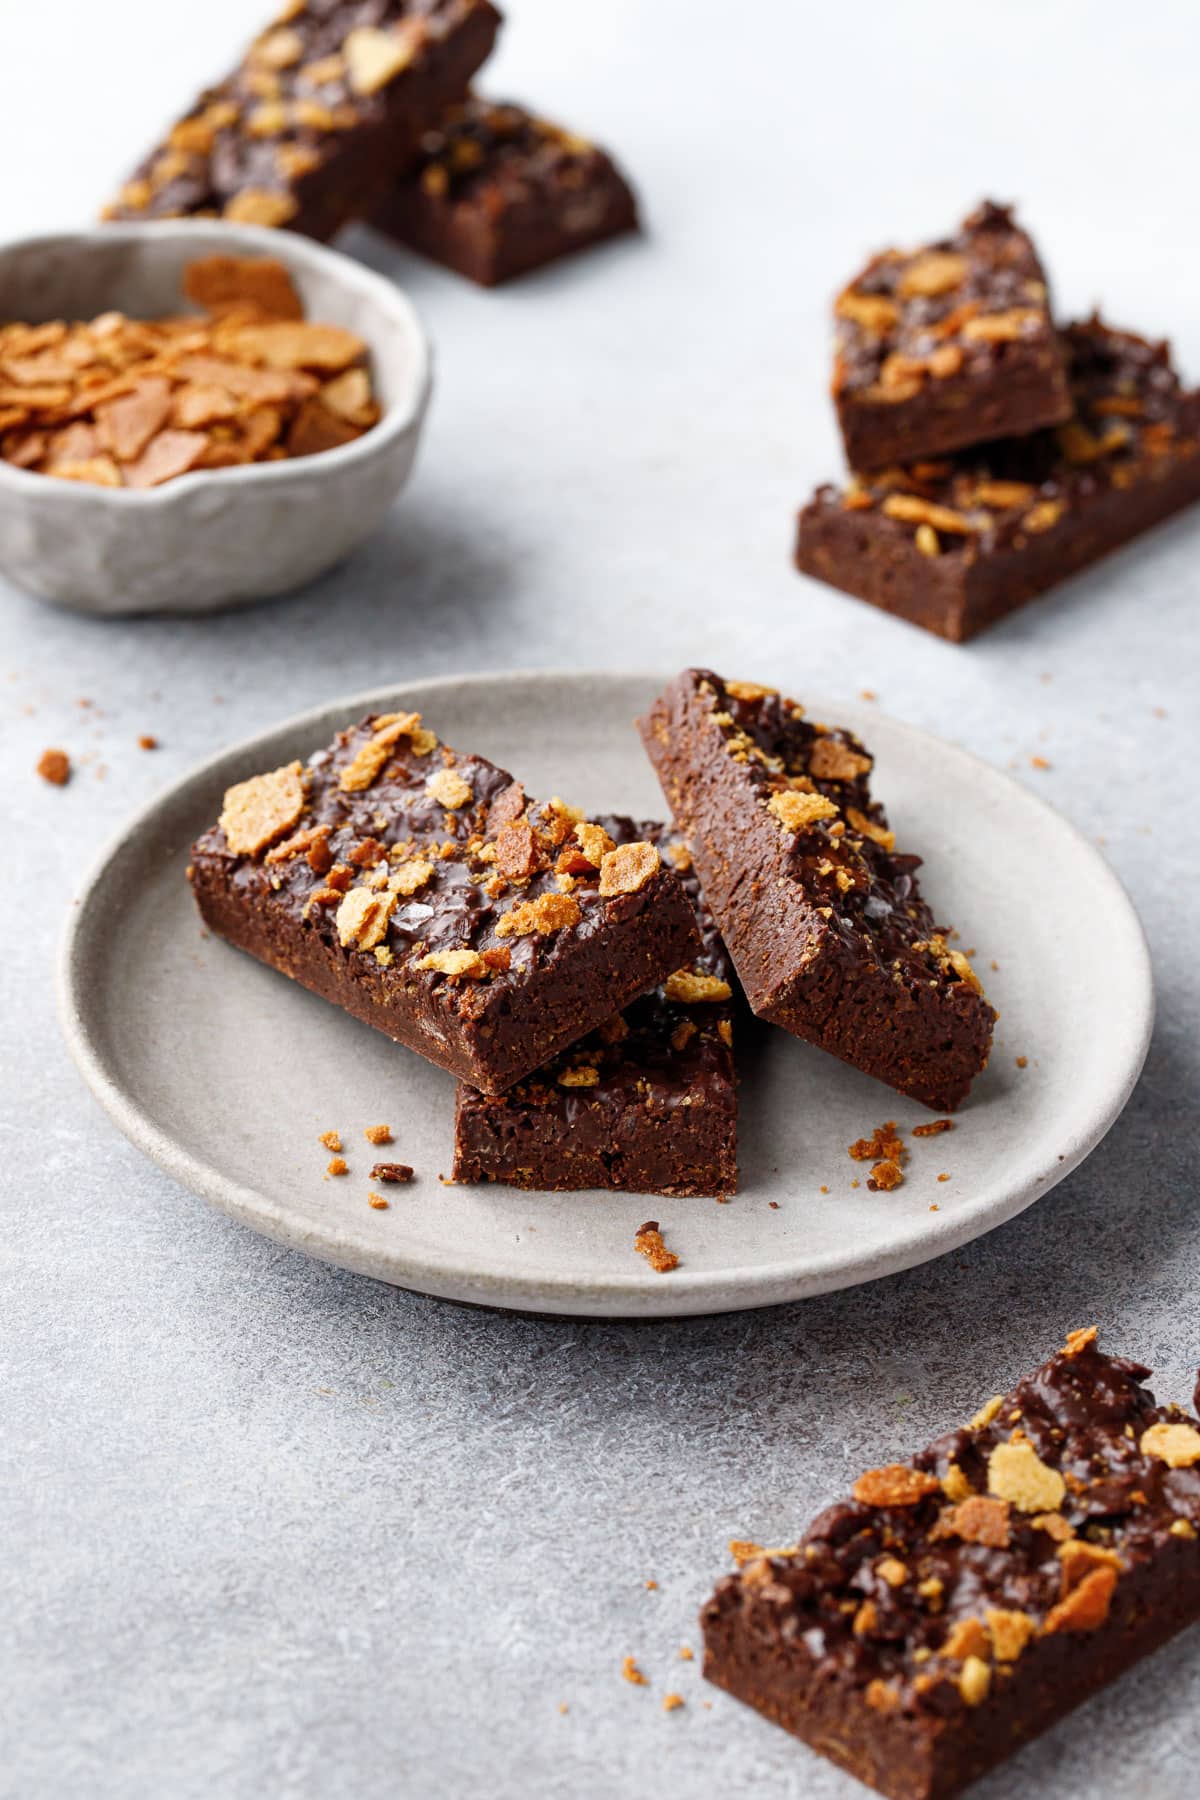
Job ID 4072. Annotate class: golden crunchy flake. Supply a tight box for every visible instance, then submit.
[882,493,979,534]
[836,291,899,335]
[335,885,396,951]
[932,1495,1011,1548]
[338,715,423,791]
[958,1656,991,1707]
[1043,1565,1119,1634]
[496,892,582,938]
[898,251,969,298]
[846,805,895,851]
[915,523,940,557]
[183,254,303,320]
[426,767,474,811]
[219,760,304,856]
[942,1617,988,1662]
[574,821,617,868]
[1023,499,1066,534]
[852,1465,940,1508]
[1140,1421,1200,1468]
[1063,1325,1098,1357]
[558,1066,600,1088]
[724,679,779,702]
[970,1394,1004,1431]
[987,1440,1066,1514]
[665,841,692,872]
[876,1556,908,1589]
[414,948,490,979]
[389,858,435,897]
[343,22,422,94]
[962,308,1041,343]
[224,189,299,228]
[768,790,839,833]
[809,737,872,783]
[598,840,660,897]
[663,969,734,1004]
[986,1607,1035,1663]
[621,1654,648,1686]
[941,1463,972,1503]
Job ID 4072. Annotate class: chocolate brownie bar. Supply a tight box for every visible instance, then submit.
[833,202,1071,470]
[369,96,637,285]
[799,316,1200,641]
[639,672,995,1112]
[702,1328,1200,1800]
[103,0,501,240]
[188,711,700,1095]
[453,818,736,1196]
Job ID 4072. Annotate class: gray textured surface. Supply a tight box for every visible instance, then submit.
[4,0,1200,1794]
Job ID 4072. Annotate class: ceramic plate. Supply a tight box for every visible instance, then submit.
[58,671,1153,1318]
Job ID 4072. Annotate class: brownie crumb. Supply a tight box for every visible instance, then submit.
[326,1157,348,1177]
[912,1117,955,1137]
[1016,1055,1028,1069]
[36,748,70,785]
[634,1220,679,1273]
[621,1655,648,1686]
[318,1130,342,1153]
[662,1693,684,1712]
[370,1161,414,1184]
[138,734,158,750]
[368,1193,389,1210]
[364,1123,393,1145]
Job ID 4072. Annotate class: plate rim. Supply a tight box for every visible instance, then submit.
[56,667,1156,1318]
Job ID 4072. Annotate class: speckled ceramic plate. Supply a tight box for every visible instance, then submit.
[57,671,1153,1318]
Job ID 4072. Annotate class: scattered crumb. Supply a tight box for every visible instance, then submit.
[368,1192,389,1210]
[138,734,158,750]
[645,1579,658,1591]
[1153,706,1167,719]
[848,1121,905,1163]
[634,1220,678,1274]
[702,1701,711,1710]
[990,960,999,971]
[326,1157,348,1177]
[714,1193,730,1204]
[729,1537,797,1567]
[662,1693,684,1713]
[558,1702,569,1715]
[929,1204,939,1212]
[36,747,70,785]
[860,689,877,701]
[319,1130,342,1153]
[679,1646,694,1662]
[1015,1055,1028,1069]
[621,1656,648,1687]
[77,697,93,708]
[1030,755,1051,770]
[937,1173,950,1183]
[912,1118,954,1138]
[768,1200,779,1209]
[819,1184,829,1194]
[364,1123,393,1145]
[370,1161,414,1184]
[868,1158,904,1192]
[851,1178,860,1189]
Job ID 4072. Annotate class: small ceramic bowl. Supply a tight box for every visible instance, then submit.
[0,221,432,615]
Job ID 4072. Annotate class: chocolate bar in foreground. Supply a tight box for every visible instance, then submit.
[189,711,700,1095]
[702,1328,1200,1799]
[453,817,736,1196]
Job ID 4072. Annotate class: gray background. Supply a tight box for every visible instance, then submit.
[4,1,1199,1794]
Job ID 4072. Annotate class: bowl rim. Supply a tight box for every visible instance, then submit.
[0,219,432,505]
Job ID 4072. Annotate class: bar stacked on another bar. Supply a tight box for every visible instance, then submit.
[368,96,638,285]
[831,202,1071,470]
[798,317,1200,642]
[639,670,995,1112]
[188,711,701,1094]
[453,817,737,1195]
[702,1328,1200,1799]
[104,0,501,240]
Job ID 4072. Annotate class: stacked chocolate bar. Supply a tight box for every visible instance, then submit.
[190,667,997,1198]
[103,1,637,286]
[795,202,1200,639]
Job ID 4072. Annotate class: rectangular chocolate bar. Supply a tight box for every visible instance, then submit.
[833,202,1071,470]
[639,671,995,1112]
[188,711,701,1095]
[702,1328,1200,1799]
[103,0,501,240]
[799,316,1200,641]
[453,817,737,1196]
[369,96,637,285]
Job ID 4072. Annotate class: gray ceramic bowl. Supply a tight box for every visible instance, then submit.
[0,222,432,614]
